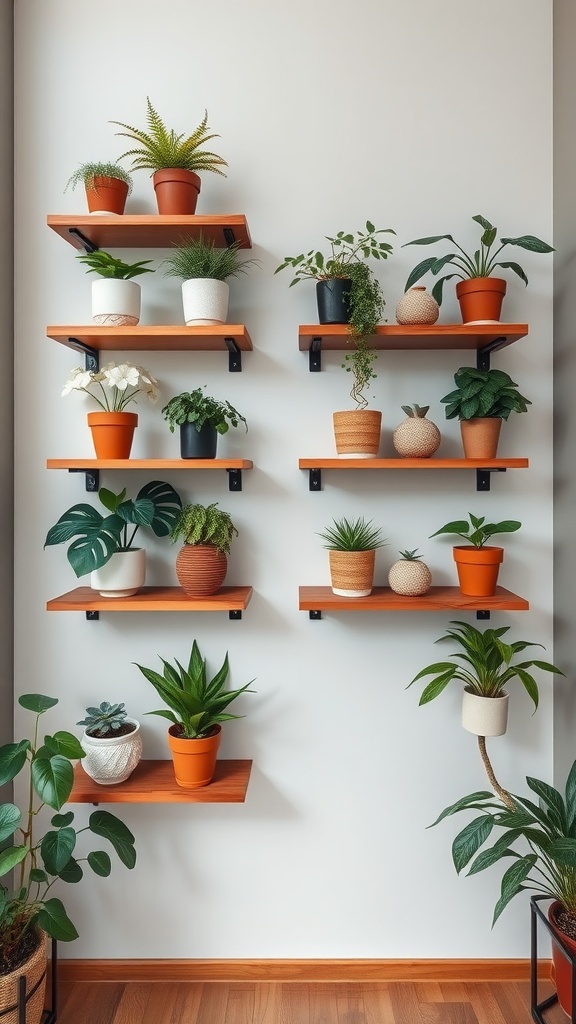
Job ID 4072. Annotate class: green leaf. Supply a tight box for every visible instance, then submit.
[452,815,494,873]
[419,672,454,704]
[29,868,48,883]
[40,827,76,874]
[492,855,536,924]
[547,838,576,867]
[51,811,75,828]
[429,792,495,827]
[89,810,136,869]
[135,480,182,537]
[404,255,439,291]
[44,732,86,760]
[526,777,567,828]
[19,694,59,714]
[0,740,30,786]
[88,851,112,877]
[32,754,74,810]
[493,261,528,286]
[472,215,495,231]
[499,234,554,254]
[36,897,79,941]
[0,845,27,877]
[466,829,522,875]
[0,803,21,843]
[58,857,83,883]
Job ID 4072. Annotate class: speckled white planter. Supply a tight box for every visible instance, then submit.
[461,688,509,737]
[91,278,141,326]
[182,279,229,325]
[90,549,146,598]
[81,719,142,785]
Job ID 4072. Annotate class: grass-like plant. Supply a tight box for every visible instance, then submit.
[162,234,258,282]
[77,702,130,738]
[318,517,387,552]
[441,366,531,421]
[76,250,154,281]
[430,513,521,549]
[170,502,238,554]
[65,161,133,194]
[111,98,228,176]
[162,388,247,435]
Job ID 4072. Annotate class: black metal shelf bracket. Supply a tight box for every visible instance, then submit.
[68,226,99,253]
[69,468,100,493]
[309,610,322,620]
[225,337,242,373]
[86,611,99,621]
[2,937,58,1024]
[476,336,507,372]
[223,227,237,248]
[229,610,242,620]
[476,610,491,621]
[476,468,506,492]
[227,469,242,491]
[309,337,322,372]
[530,894,573,1023]
[309,469,322,491]
[66,338,99,373]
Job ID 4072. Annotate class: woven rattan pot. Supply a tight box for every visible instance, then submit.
[0,930,47,1024]
[333,410,382,458]
[329,549,376,597]
[175,544,227,596]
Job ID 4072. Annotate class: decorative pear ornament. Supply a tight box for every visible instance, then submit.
[393,404,441,458]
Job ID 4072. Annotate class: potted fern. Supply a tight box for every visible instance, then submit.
[170,502,238,596]
[162,387,247,459]
[162,234,258,325]
[77,702,142,786]
[112,98,227,214]
[65,160,133,215]
[318,516,387,598]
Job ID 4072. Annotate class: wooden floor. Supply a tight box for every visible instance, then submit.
[53,979,565,1023]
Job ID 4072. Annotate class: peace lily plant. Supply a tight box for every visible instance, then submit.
[62,362,159,412]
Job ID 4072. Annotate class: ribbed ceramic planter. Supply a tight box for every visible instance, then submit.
[168,723,221,789]
[87,411,138,459]
[181,279,229,325]
[153,168,201,214]
[461,688,509,737]
[456,277,507,324]
[90,549,146,598]
[395,286,439,325]
[548,902,576,1017]
[85,176,129,215]
[175,544,228,596]
[329,549,376,597]
[81,719,142,785]
[0,930,47,1024]
[91,278,141,326]
[453,546,503,597]
[460,417,502,459]
[333,410,382,458]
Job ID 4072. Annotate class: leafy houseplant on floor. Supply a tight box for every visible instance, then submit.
[388,549,432,596]
[77,702,142,786]
[407,619,562,737]
[44,480,182,597]
[65,160,133,215]
[62,360,159,459]
[75,249,155,327]
[135,640,254,788]
[392,405,441,458]
[162,387,247,459]
[112,98,228,214]
[170,502,238,597]
[403,213,554,322]
[440,366,531,459]
[318,516,387,598]
[0,695,136,1024]
[429,513,521,597]
[162,234,259,325]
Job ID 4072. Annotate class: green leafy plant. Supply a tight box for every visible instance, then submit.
[440,367,532,421]
[162,234,259,282]
[75,250,154,281]
[44,480,182,577]
[65,161,133,195]
[318,517,387,552]
[77,702,129,738]
[430,513,521,549]
[162,388,247,435]
[134,640,254,739]
[170,502,238,554]
[275,221,395,286]
[407,620,563,710]
[111,98,228,176]
[0,694,136,972]
[403,213,554,305]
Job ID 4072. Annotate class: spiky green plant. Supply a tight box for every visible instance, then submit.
[134,640,254,739]
[76,250,155,281]
[170,503,238,554]
[162,235,258,282]
[430,512,521,550]
[441,367,531,421]
[111,99,228,175]
[65,161,133,194]
[318,517,387,552]
[77,702,128,737]
[398,549,423,560]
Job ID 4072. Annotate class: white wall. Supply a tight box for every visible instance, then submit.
[14,0,554,959]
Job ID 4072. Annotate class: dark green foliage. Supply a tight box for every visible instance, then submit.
[318,517,387,552]
[440,366,531,421]
[162,235,259,282]
[76,249,154,281]
[170,502,237,554]
[430,512,521,549]
[77,702,128,737]
[162,388,247,435]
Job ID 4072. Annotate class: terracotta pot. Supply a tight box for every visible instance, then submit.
[90,549,146,598]
[333,410,382,458]
[87,411,138,459]
[85,176,129,215]
[0,928,47,1024]
[175,544,228,596]
[329,549,376,597]
[456,277,507,324]
[460,418,502,459]
[153,169,201,215]
[168,723,221,788]
[461,688,509,737]
[81,718,142,784]
[548,902,576,1017]
[453,546,503,597]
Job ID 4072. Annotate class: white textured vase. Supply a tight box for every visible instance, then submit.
[81,719,142,785]
[395,286,439,325]
[91,278,141,326]
[461,688,509,737]
[90,549,146,598]
[182,279,230,325]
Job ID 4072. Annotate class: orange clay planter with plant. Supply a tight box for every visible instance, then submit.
[430,513,521,597]
[170,502,238,597]
[65,161,133,216]
[440,366,531,460]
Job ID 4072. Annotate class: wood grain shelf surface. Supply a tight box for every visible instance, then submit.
[47,586,253,613]
[47,458,253,471]
[68,759,252,803]
[46,325,252,353]
[299,457,529,471]
[47,214,252,249]
[298,323,528,351]
[299,586,529,612]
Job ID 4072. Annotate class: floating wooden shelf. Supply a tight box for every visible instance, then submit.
[298,323,528,351]
[46,324,253,353]
[299,586,529,614]
[299,457,529,471]
[68,759,252,804]
[47,586,253,616]
[47,214,252,250]
[47,458,253,471]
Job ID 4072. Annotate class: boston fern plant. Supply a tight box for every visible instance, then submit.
[162,388,247,435]
[430,513,521,549]
[65,161,133,195]
[76,249,154,281]
[112,98,228,176]
[318,517,387,552]
[170,502,238,554]
[162,235,259,282]
[441,367,531,421]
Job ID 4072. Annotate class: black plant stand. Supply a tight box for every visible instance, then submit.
[0,938,57,1024]
[531,894,576,1023]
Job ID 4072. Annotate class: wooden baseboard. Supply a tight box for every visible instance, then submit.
[56,958,553,983]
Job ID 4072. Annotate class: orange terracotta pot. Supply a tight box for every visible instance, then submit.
[153,169,201,214]
[167,723,221,789]
[453,546,503,597]
[85,176,129,215]
[548,902,576,1017]
[87,412,138,459]
[175,544,228,596]
[456,277,507,324]
[460,417,502,459]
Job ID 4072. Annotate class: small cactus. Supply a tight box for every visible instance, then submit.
[77,701,128,736]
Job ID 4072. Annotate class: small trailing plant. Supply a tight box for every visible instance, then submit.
[112,98,228,176]
[441,367,531,421]
[77,702,130,738]
[65,161,133,195]
[134,639,254,739]
[162,388,247,435]
[275,221,395,287]
[430,513,521,549]
[403,213,554,305]
[407,619,563,710]
[0,695,136,973]
[162,235,259,281]
[318,517,387,552]
[62,361,159,412]
[75,249,155,281]
[44,481,182,577]
[170,502,238,554]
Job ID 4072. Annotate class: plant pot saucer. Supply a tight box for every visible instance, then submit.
[463,319,502,325]
[88,210,122,216]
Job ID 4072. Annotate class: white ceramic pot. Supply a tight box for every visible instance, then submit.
[90,549,146,598]
[461,687,509,737]
[182,279,229,325]
[81,718,143,785]
[91,278,141,326]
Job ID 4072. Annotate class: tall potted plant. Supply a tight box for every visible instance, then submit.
[440,366,531,459]
[318,516,387,598]
[65,160,133,215]
[429,513,521,597]
[112,98,228,214]
[162,234,259,325]
[75,249,155,327]
[170,502,238,596]
[162,387,247,459]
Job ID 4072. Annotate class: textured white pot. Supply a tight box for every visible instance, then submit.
[91,278,141,326]
[182,279,229,325]
[461,687,509,737]
[81,718,143,785]
[90,549,146,598]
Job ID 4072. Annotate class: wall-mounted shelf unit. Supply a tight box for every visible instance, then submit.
[47,214,252,251]
[68,759,252,804]
[299,457,529,492]
[299,586,529,621]
[47,458,253,492]
[47,585,253,620]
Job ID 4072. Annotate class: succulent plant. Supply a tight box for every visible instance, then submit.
[77,702,129,737]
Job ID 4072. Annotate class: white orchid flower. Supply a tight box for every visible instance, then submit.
[103,363,140,391]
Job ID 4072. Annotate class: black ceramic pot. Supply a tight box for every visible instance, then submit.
[180,422,218,459]
[316,278,352,324]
